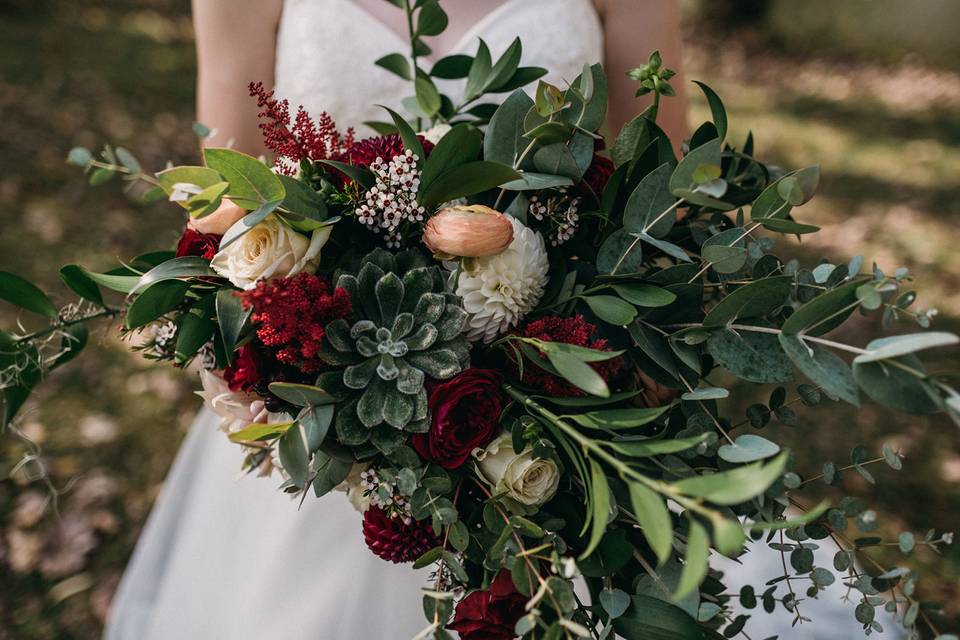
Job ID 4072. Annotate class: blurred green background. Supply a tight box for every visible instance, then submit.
[0,0,957,638]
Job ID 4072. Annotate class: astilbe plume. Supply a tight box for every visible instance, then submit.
[240,273,352,373]
[249,81,355,173]
[510,315,623,397]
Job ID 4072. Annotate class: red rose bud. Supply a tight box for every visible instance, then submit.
[362,507,439,564]
[422,205,514,258]
[448,571,527,640]
[175,227,222,260]
[578,153,615,198]
[412,369,505,470]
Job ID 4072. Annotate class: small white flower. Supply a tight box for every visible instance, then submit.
[475,433,560,506]
[335,463,373,513]
[454,217,549,343]
[210,214,332,290]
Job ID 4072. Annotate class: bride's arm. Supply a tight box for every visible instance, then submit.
[192,0,283,154]
[593,0,688,143]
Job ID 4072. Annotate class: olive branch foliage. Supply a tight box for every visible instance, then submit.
[0,1,958,639]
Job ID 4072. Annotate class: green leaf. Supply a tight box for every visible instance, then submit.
[155,165,224,209]
[430,54,473,79]
[681,387,728,401]
[600,588,631,619]
[701,245,747,274]
[583,295,637,326]
[482,37,521,92]
[675,519,710,599]
[614,596,704,640]
[269,382,338,407]
[779,334,860,406]
[301,404,334,451]
[483,89,533,166]
[374,52,411,80]
[707,329,794,384]
[0,271,57,318]
[63,266,138,294]
[414,76,442,117]
[66,147,93,166]
[464,39,492,102]
[216,288,248,361]
[853,355,940,414]
[702,276,793,327]
[312,452,353,497]
[132,256,217,293]
[711,515,746,557]
[853,332,958,364]
[185,181,229,218]
[278,424,309,487]
[580,461,611,559]
[415,0,447,36]
[227,421,294,443]
[756,217,820,235]
[780,279,863,336]
[523,121,575,144]
[693,81,727,141]
[317,160,375,189]
[420,125,482,192]
[597,229,642,275]
[610,433,709,457]
[673,452,789,505]
[547,349,609,397]
[277,174,327,220]
[622,163,675,237]
[669,138,721,197]
[125,280,191,329]
[174,296,215,364]
[494,66,548,94]
[380,106,425,164]
[539,341,625,362]
[58,265,104,306]
[718,434,781,463]
[627,483,673,565]
[636,232,692,263]
[202,148,285,209]
[533,144,582,181]
[418,161,519,207]
[500,172,574,191]
[566,406,671,430]
[612,283,676,307]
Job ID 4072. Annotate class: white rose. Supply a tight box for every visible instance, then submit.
[210,215,332,290]
[475,433,560,506]
[419,123,452,145]
[196,369,289,433]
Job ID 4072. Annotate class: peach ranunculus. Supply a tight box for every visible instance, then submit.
[422,205,514,259]
[188,200,247,235]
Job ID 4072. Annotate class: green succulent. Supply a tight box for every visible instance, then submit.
[320,249,469,440]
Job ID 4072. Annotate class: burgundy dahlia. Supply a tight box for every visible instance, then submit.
[510,315,623,397]
[362,507,439,564]
[347,133,435,168]
[174,227,221,260]
[411,369,504,470]
[448,570,527,640]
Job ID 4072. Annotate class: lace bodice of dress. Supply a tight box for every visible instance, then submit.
[275,0,603,132]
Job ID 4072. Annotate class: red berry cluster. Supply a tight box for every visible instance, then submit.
[511,315,623,397]
[248,82,355,173]
[347,133,434,168]
[240,273,352,374]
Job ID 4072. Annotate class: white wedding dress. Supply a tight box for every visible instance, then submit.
[104,2,602,639]
[104,2,904,638]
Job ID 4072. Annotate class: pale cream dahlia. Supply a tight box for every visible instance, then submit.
[454,217,549,343]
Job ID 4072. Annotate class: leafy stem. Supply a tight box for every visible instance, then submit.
[12,307,119,344]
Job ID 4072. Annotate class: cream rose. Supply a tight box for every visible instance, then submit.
[475,433,560,506]
[210,215,331,289]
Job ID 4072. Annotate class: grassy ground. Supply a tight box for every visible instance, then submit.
[0,2,957,638]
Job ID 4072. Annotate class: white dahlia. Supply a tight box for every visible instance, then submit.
[454,217,549,343]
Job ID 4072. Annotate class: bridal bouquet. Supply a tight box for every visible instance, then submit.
[2,3,958,639]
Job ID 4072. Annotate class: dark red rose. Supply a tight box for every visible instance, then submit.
[362,506,439,564]
[175,227,221,260]
[223,345,262,391]
[412,369,505,470]
[577,153,615,199]
[448,571,526,640]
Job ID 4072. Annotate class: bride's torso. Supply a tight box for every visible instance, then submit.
[274,0,604,132]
